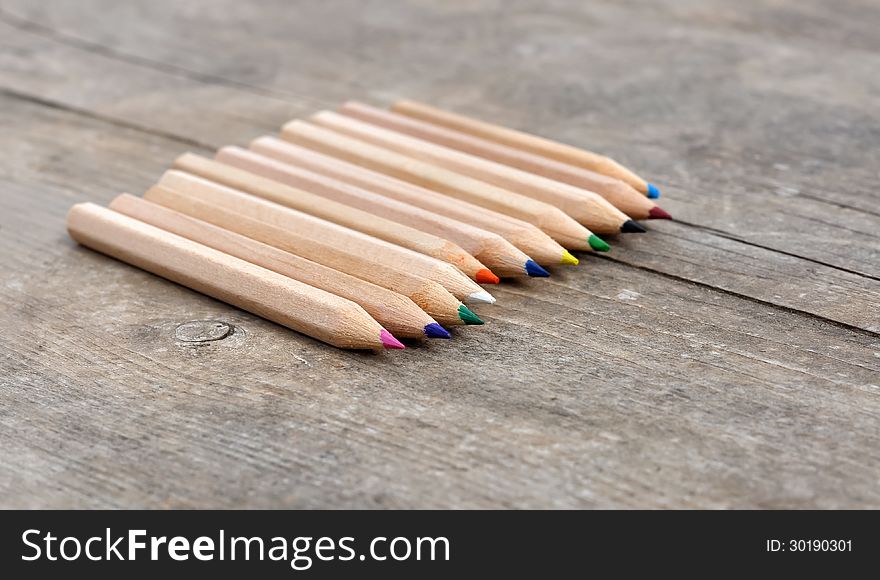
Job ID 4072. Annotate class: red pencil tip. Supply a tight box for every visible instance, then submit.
[475,268,500,284]
[648,206,673,220]
[379,329,405,350]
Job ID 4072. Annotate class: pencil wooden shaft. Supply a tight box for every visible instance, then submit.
[155,170,485,301]
[216,146,530,277]
[392,99,650,194]
[172,153,487,278]
[250,137,567,266]
[335,103,630,235]
[281,120,592,248]
[141,186,466,326]
[383,104,655,219]
[150,171,485,304]
[66,202,386,350]
[109,194,437,339]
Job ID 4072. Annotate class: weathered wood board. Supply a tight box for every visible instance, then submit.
[0,0,878,508]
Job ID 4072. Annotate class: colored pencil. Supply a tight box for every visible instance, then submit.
[280,120,597,250]
[171,153,492,282]
[142,185,480,327]
[250,137,574,267]
[152,170,495,305]
[392,99,660,198]
[331,103,627,241]
[67,202,404,350]
[216,146,537,278]
[384,103,668,220]
[110,194,450,339]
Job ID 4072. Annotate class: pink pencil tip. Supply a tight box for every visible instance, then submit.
[380,329,405,350]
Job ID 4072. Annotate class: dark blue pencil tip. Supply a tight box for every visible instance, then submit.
[525,259,550,277]
[647,183,660,199]
[424,322,452,339]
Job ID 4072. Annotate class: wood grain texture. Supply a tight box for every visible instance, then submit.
[0,0,879,508]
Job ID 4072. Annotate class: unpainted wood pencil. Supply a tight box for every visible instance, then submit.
[66,202,403,350]
[335,102,631,239]
[216,146,537,278]
[171,153,492,282]
[383,102,668,220]
[280,120,596,250]
[250,137,573,267]
[141,186,481,327]
[109,194,451,339]
[392,99,659,198]
[151,170,495,306]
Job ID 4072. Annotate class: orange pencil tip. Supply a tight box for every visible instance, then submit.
[476,269,500,284]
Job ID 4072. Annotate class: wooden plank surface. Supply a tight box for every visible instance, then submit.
[0,0,878,508]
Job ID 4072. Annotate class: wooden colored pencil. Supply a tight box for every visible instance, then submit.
[171,153,492,282]
[109,194,451,339]
[215,146,537,278]
[67,202,404,350]
[280,120,597,250]
[335,102,634,238]
[152,170,495,306]
[384,102,668,220]
[250,137,573,267]
[392,99,659,198]
[141,185,480,327]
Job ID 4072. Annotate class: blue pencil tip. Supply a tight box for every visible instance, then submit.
[525,259,550,277]
[424,322,452,339]
[647,183,660,199]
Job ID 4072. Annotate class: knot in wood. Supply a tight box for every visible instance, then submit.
[174,320,232,343]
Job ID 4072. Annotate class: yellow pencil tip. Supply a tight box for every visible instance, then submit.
[560,250,579,266]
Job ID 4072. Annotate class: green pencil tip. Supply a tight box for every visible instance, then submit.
[588,234,611,252]
[458,304,484,325]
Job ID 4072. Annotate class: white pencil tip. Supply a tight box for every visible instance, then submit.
[467,290,496,305]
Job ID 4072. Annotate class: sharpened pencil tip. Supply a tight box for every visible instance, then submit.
[380,329,405,349]
[476,268,500,284]
[467,290,496,305]
[588,234,611,252]
[621,220,647,233]
[647,183,661,199]
[560,250,579,266]
[423,322,451,339]
[458,304,484,325]
[525,259,550,277]
[648,206,673,220]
